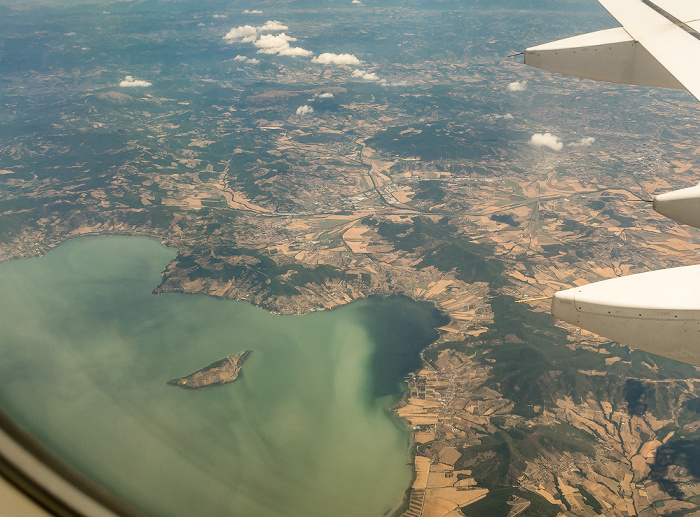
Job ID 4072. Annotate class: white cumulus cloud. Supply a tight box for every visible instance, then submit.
[224,25,258,41]
[530,132,563,151]
[312,53,361,66]
[119,75,152,87]
[352,0,363,4]
[259,20,288,31]
[308,92,336,101]
[224,21,311,59]
[243,9,263,14]
[507,80,528,92]
[233,55,260,64]
[352,69,379,81]
[254,33,298,54]
[296,105,314,116]
[255,32,295,45]
[278,46,313,57]
[378,78,408,87]
[568,136,596,147]
[213,14,227,18]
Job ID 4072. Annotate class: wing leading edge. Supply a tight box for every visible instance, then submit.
[525,0,700,366]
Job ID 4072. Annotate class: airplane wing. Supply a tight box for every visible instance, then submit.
[524,0,700,366]
[552,266,700,366]
[525,0,700,101]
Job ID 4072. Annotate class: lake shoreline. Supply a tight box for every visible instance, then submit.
[2,234,448,516]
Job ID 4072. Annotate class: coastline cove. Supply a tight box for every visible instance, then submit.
[0,235,448,517]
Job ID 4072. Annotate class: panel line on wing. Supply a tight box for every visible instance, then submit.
[641,0,700,40]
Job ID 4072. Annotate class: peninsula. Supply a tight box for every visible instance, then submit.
[167,350,252,390]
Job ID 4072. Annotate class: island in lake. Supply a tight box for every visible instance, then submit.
[168,350,252,390]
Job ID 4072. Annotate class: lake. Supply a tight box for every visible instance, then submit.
[0,236,447,516]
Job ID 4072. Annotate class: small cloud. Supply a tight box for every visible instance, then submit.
[568,136,595,147]
[494,113,514,120]
[119,75,152,87]
[378,78,408,87]
[225,21,309,59]
[243,9,263,14]
[278,46,313,57]
[352,69,379,81]
[259,20,288,31]
[308,92,336,101]
[232,55,260,64]
[296,105,314,116]
[255,33,296,52]
[507,80,528,92]
[224,25,258,41]
[65,32,76,36]
[253,33,311,57]
[530,132,563,151]
[312,53,361,66]
[352,0,363,4]
[213,14,227,18]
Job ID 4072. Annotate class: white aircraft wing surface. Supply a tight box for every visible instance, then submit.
[552,266,700,365]
[599,0,700,101]
[525,0,700,366]
[525,0,700,101]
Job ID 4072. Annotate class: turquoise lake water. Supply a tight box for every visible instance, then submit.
[0,236,446,516]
